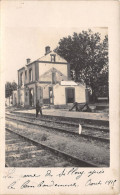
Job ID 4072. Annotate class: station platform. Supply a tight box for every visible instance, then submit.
[14,108,109,121]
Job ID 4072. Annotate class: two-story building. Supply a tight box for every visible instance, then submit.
[14,46,88,107]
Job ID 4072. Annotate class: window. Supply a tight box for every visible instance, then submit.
[51,54,56,62]
[49,87,53,104]
[20,72,23,86]
[52,72,56,84]
[29,69,32,82]
[25,70,27,80]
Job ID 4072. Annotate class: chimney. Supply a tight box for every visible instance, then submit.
[45,46,50,55]
[26,58,31,64]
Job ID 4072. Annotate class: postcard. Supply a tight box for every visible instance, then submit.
[0,1,119,194]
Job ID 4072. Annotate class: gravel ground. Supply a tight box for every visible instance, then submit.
[6,119,110,167]
[6,131,74,167]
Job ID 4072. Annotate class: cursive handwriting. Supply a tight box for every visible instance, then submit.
[88,169,104,177]
[105,180,117,186]
[67,168,84,179]
[45,170,53,177]
[8,181,17,189]
[3,168,117,190]
[3,168,16,179]
[57,168,84,180]
[23,174,40,178]
[85,179,102,186]
[21,180,35,189]
[20,180,78,188]
[37,180,54,187]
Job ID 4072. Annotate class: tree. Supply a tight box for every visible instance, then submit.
[5,82,12,98]
[5,81,17,98]
[11,81,17,91]
[55,30,108,101]
[93,35,109,97]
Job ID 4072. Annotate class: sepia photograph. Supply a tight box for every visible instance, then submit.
[0,1,119,194]
[5,27,109,168]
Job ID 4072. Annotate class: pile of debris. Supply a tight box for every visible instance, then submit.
[69,102,92,112]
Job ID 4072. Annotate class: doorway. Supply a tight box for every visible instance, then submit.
[66,88,75,104]
[29,88,34,106]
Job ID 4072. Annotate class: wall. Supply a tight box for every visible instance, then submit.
[56,71,67,82]
[36,83,51,104]
[36,85,43,104]
[13,91,17,105]
[18,89,24,106]
[18,68,25,86]
[24,83,36,106]
[35,61,39,81]
[39,63,68,80]
[25,63,36,84]
[53,84,86,105]
[39,68,67,83]
[18,62,36,86]
[53,84,66,105]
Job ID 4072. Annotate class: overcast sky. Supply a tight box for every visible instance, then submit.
[1,1,108,83]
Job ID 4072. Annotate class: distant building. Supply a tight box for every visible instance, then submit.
[13,46,88,107]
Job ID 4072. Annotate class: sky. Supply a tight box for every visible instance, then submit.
[1,1,108,83]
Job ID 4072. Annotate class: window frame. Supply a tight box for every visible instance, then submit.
[51,54,56,62]
[25,70,27,80]
[20,72,23,86]
[29,68,33,82]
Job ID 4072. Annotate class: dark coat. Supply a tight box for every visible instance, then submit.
[36,102,41,110]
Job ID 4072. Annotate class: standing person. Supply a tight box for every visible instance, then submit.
[36,100,42,118]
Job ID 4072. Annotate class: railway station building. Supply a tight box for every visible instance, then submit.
[14,46,88,107]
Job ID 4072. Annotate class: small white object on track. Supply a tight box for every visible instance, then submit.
[79,124,82,134]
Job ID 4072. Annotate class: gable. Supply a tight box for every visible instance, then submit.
[39,67,67,82]
[38,51,68,63]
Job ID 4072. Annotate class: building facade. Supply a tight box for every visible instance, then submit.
[14,46,87,107]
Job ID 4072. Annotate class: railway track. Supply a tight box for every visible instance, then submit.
[6,113,109,143]
[6,127,97,167]
[8,112,109,132]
